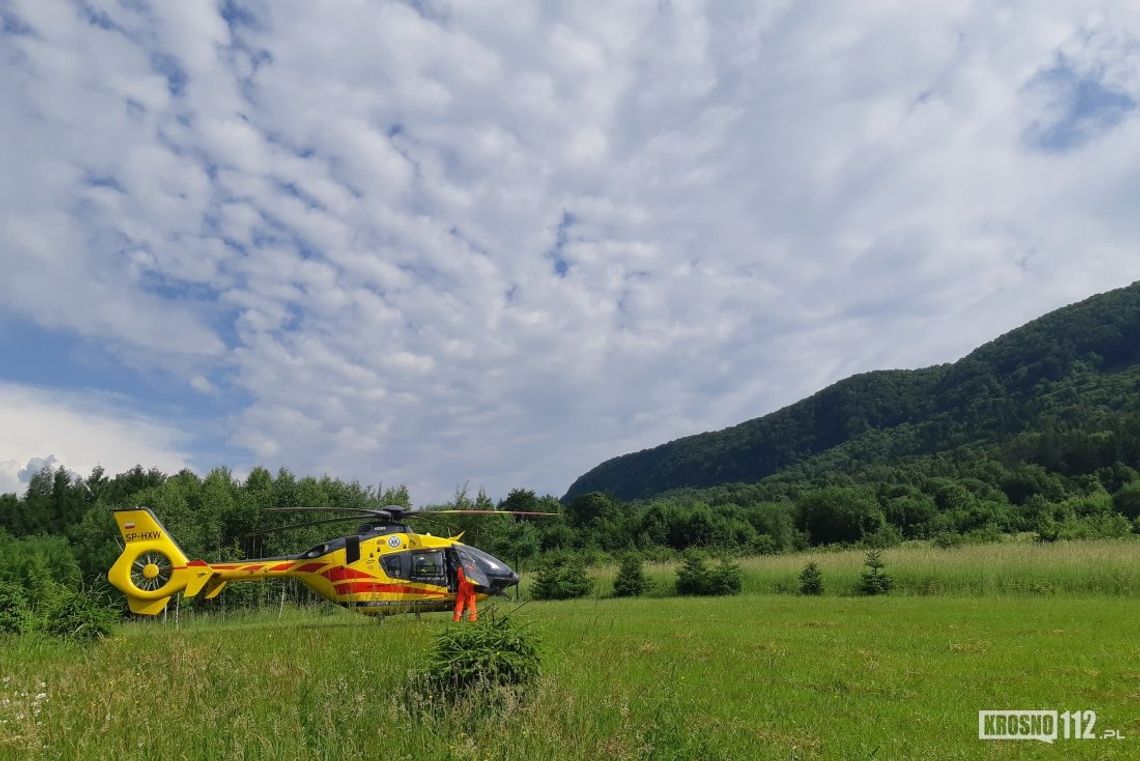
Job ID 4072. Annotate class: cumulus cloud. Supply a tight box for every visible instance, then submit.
[0,454,81,497]
[2,2,1140,501]
[17,454,63,482]
[0,382,191,494]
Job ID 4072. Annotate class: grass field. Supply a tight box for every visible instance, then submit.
[1,538,1137,760]
[1,595,1136,760]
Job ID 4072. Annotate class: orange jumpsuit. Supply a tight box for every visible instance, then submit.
[452,565,478,622]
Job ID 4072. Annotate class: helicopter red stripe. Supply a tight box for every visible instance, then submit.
[322,567,375,582]
[335,582,446,596]
[212,564,238,570]
[242,564,266,572]
[269,562,295,572]
[295,562,326,573]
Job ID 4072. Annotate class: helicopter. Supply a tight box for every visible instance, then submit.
[106,504,553,616]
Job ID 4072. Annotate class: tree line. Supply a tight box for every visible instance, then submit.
[2,425,1139,623]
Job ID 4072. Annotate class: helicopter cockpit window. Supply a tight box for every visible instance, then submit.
[303,543,328,559]
[382,553,407,580]
[409,550,447,585]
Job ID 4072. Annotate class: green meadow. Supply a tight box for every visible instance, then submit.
[1,539,1138,760]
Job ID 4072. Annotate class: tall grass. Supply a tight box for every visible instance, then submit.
[571,537,1140,598]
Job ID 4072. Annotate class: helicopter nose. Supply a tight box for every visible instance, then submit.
[483,560,520,593]
[486,566,520,594]
[456,544,521,594]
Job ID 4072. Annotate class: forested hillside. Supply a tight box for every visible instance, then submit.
[565,281,1140,501]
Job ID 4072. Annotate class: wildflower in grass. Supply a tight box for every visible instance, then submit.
[0,679,49,745]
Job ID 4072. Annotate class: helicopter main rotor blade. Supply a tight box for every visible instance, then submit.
[265,506,381,515]
[245,515,377,536]
[406,509,560,517]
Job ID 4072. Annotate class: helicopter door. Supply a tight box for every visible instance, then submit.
[345,536,360,564]
[452,545,490,589]
[409,550,447,587]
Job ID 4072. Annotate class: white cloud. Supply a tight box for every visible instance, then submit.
[0,455,59,496]
[2,2,1140,502]
[0,383,192,494]
[0,461,21,495]
[189,375,216,394]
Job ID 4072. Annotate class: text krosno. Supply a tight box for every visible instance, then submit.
[978,711,1058,743]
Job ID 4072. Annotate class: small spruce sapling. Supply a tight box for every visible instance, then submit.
[799,561,823,596]
[859,549,894,595]
[612,553,649,597]
[675,550,743,596]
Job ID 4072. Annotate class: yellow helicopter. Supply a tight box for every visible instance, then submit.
[107,505,551,616]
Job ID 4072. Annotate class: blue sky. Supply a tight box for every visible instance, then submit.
[2,1,1140,502]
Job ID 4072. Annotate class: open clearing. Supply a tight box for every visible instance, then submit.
[2,590,1136,760]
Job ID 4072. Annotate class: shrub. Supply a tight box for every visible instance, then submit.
[1035,515,1061,543]
[751,534,778,555]
[798,562,823,596]
[858,549,894,596]
[675,551,742,596]
[530,554,594,600]
[612,553,649,597]
[408,616,540,712]
[935,527,1004,548]
[962,525,1005,545]
[932,532,964,549]
[37,585,116,642]
[1113,481,1140,520]
[796,487,884,545]
[1038,513,1134,542]
[0,581,33,635]
[0,579,115,641]
[861,525,903,548]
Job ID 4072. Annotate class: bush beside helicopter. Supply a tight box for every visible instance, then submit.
[107,505,553,616]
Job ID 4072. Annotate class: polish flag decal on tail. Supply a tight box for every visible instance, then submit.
[124,522,136,530]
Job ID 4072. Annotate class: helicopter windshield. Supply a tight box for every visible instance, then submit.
[461,545,510,574]
[452,545,492,588]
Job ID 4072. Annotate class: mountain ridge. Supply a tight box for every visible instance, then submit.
[564,281,1140,501]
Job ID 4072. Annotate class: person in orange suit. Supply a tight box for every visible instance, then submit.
[453,563,478,622]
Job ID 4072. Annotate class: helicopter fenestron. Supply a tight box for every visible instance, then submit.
[107,505,553,616]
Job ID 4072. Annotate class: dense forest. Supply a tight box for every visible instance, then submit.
[3,283,1140,620]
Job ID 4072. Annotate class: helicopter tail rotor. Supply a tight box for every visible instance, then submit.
[107,508,212,615]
